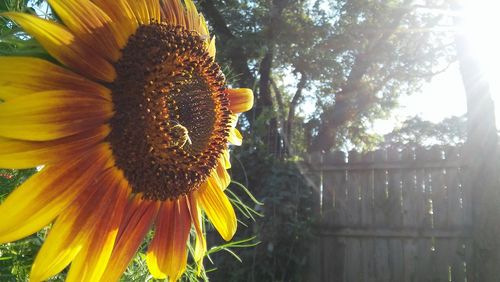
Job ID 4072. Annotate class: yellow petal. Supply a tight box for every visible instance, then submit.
[199,14,210,37]
[147,198,191,280]
[30,219,85,282]
[206,157,231,192]
[2,12,116,82]
[227,88,254,113]
[222,150,231,169]
[66,169,130,282]
[215,157,231,189]
[229,114,238,128]
[0,125,110,169]
[228,127,243,146]
[146,0,161,22]
[127,0,160,25]
[195,179,237,241]
[184,0,201,33]
[0,90,113,141]
[100,196,159,282]
[186,195,206,268]
[0,144,111,244]
[208,35,216,58]
[0,57,110,102]
[160,0,186,27]
[47,0,121,61]
[174,0,209,38]
[30,167,127,281]
[91,0,138,47]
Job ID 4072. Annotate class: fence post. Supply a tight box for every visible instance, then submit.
[306,151,323,282]
[387,147,404,281]
[323,151,346,281]
[401,147,418,281]
[444,146,467,281]
[345,150,362,281]
[360,151,375,281]
[429,146,449,282]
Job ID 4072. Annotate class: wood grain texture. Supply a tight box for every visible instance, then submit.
[307,146,471,282]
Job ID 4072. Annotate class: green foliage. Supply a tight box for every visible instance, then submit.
[0,168,36,197]
[207,145,314,282]
[0,235,44,282]
[382,115,466,148]
[0,0,31,12]
[204,0,456,152]
[0,0,49,57]
[118,233,259,282]
[0,169,63,282]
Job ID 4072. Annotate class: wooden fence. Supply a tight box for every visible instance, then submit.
[305,147,471,282]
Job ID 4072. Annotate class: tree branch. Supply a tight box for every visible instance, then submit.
[286,72,307,148]
[313,7,409,151]
[270,78,287,126]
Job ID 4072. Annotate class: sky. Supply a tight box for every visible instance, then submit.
[297,0,500,137]
[372,0,500,135]
[371,63,468,134]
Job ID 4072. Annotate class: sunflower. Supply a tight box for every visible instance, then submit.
[0,0,253,281]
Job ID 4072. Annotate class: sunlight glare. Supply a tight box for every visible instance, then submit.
[460,0,500,116]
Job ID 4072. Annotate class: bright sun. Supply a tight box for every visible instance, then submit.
[460,0,500,105]
[371,1,500,134]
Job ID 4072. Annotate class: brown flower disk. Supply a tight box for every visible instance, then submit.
[109,23,231,200]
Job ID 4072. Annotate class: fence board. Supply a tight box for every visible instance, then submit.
[347,150,362,226]
[445,147,467,281]
[371,150,389,282]
[464,240,473,281]
[345,238,362,282]
[387,148,403,228]
[416,238,433,282]
[307,153,324,282]
[430,147,447,229]
[322,236,345,281]
[434,238,451,282]
[344,151,362,281]
[429,147,450,282]
[360,152,374,226]
[309,152,323,217]
[361,237,375,282]
[445,147,463,228]
[401,148,418,281]
[373,150,388,227]
[387,148,404,282]
[307,146,471,282]
[360,152,375,281]
[332,151,348,226]
[322,152,335,221]
[403,239,418,282]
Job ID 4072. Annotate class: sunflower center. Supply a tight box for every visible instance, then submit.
[109,23,230,201]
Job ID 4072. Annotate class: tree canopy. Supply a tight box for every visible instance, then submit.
[382,115,466,148]
[200,0,456,154]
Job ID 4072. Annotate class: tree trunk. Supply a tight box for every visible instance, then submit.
[456,18,500,282]
[254,0,291,155]
[285,72,307,154]
[258,50,280,154]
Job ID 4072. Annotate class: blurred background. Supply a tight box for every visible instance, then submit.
[1,0,499,281]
